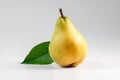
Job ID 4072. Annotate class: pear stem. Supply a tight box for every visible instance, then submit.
[59,8,65,19]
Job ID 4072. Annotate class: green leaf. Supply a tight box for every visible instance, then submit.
[21,41,53,64]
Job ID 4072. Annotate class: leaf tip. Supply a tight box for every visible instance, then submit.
[21,61,25,64]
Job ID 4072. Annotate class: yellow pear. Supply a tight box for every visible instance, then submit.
[49,9,88,67]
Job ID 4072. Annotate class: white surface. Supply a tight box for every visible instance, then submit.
[0,52,120,80]
[0,0,120,80]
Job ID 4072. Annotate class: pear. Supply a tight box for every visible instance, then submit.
[49,9,88,67]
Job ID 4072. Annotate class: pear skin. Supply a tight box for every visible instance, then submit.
[49,9,88,67]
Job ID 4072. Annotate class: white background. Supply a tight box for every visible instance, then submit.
[0,0,120,80]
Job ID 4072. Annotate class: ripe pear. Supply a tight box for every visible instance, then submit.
[49,9,88,67]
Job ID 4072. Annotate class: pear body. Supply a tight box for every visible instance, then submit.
[49,17,88,67]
